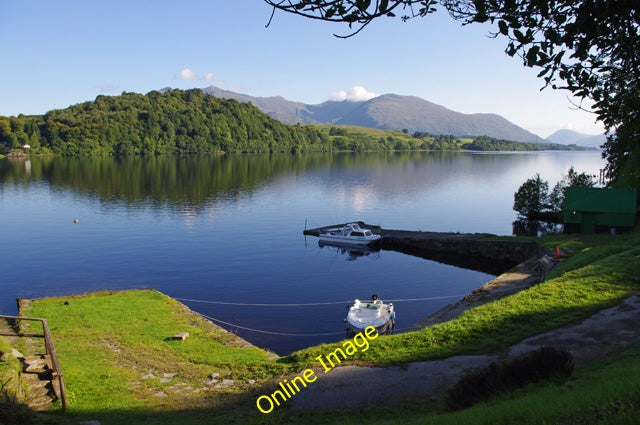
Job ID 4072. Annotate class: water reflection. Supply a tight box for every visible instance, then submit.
[317,241,381,262]
[1,151,605,237]
[512,219,564,236]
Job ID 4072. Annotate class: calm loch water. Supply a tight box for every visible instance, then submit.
[0,151,604,354]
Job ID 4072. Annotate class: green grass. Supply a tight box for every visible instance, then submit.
[312,124,465,151]
[0,335,20,390]
[4,227,640,424]
[18,289,283,424]
[428,343,640,425]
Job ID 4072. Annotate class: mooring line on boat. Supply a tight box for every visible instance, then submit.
[198,313,347,337]
[176,297,352,306]
[174,294,465,307]
[387,295,467,303]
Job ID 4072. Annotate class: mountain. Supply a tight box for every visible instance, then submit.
[546,129,606,148]
[203,87,545,144]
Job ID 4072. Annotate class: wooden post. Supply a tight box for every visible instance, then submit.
[0,315,69,412]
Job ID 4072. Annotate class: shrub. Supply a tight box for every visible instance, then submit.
[445,346,573,411]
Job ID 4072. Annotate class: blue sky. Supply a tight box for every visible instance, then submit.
[1,0,604,138]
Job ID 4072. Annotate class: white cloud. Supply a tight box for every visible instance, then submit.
[330,85,379,102]
[180,68,198,81]
[179,68,215,84]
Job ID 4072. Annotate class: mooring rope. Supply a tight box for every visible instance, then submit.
[181,295,466,337]
[198,313,347,336]
[174,294,464,307]
[199,312,422,337]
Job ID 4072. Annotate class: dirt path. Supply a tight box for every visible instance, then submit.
[289,292,640,411]
[289,355,499,411]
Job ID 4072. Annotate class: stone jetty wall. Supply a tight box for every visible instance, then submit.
[305,222,547,275]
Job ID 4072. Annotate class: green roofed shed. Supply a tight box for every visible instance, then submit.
[564,187,637,233]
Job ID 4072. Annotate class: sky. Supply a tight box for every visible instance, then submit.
[0,0,605,138]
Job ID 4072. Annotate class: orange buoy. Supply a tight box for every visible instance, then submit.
[555,246,560,259]
[73,219,79,223]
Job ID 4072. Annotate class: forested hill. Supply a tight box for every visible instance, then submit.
[0,89,331,156]
[0,89,588,157]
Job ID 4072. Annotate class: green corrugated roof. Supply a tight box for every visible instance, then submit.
[564,187,637,214]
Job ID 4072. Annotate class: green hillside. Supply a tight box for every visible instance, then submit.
[0,90,588,157]
[0,89,331,156]
[317,125,587,152]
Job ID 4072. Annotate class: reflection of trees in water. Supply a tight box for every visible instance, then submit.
[2,151,504,211]
[512,219,563,237]
[1,151,573,226]
[1,155,323,212]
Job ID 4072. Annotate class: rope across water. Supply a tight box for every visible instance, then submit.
[177,294,465,337]
[174,294,464,307]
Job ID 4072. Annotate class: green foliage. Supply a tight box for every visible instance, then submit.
[461,136,584,152]
[0,90,332,156]
[317,125,464,151]
[513,174,549,219]
[549,166,596,214]
[319,126,583,152]
[445,346,573,411]
[514,167,596,221]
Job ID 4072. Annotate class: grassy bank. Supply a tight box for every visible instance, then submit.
[14,290,282,424]
[2,227,639,424]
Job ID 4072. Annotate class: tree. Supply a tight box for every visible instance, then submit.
[549,166,595,215]
[513,174,549,220]
[264,0,640,189]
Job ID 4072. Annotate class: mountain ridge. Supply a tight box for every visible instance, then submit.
[546,129,606,148]
[202,86,545,144]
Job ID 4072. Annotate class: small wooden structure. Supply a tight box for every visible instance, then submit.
[0,315,68,411]
[564,187,637,233]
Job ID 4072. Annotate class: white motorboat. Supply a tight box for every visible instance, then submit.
[318,223,381,247]
[345,295,395,335]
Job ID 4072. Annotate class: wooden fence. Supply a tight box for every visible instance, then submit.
[0,315,68,412]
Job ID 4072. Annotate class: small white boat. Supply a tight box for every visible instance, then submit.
[345,295,395,335]
[318,223,381,247]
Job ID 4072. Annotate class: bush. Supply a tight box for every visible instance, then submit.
[445,346,573,411]
[513,174,550,219]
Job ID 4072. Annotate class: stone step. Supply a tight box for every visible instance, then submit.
[0,314,61,412]
[23,355,49,374]
[22,372,56,411]
[27,382,52,398]
[28,395,53,412]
